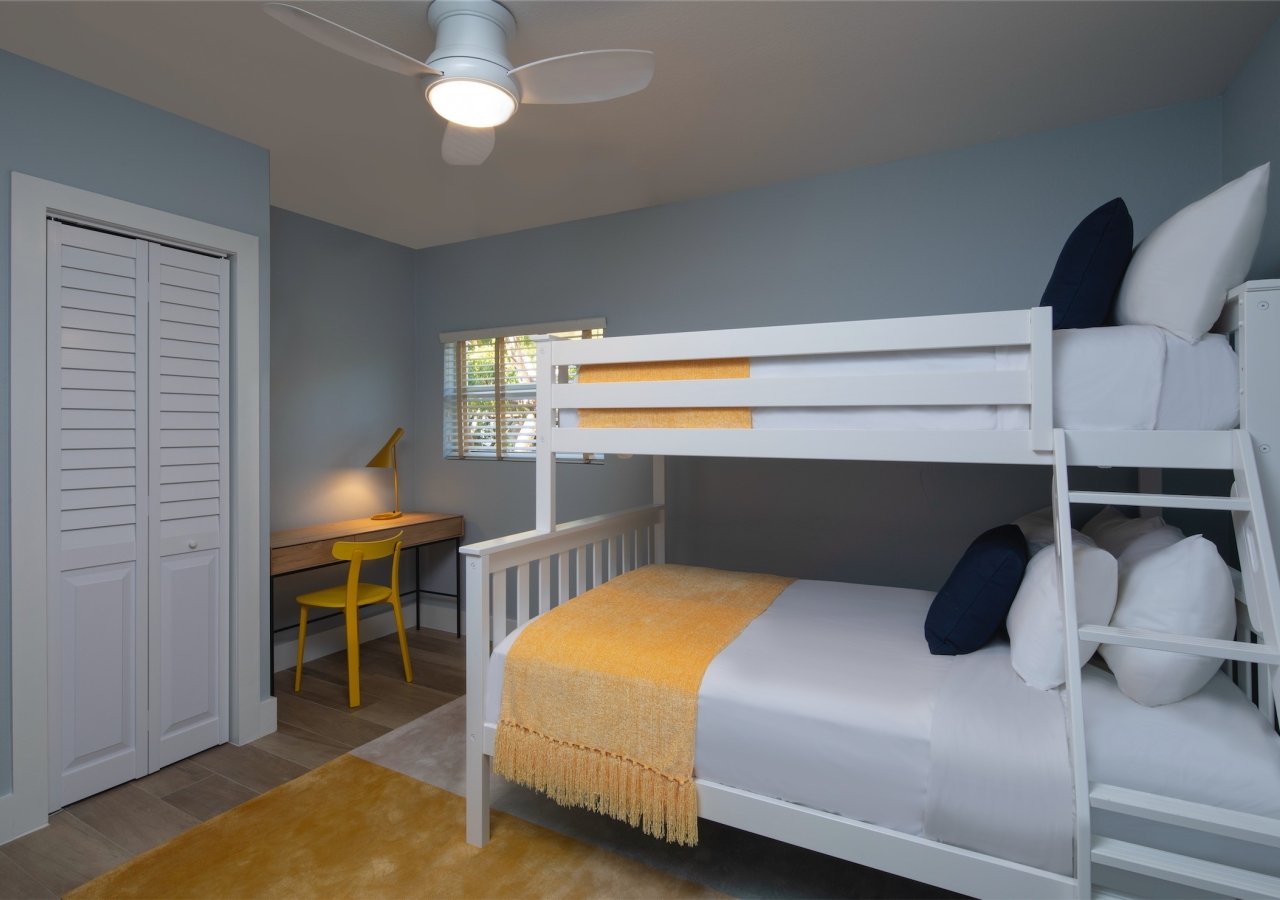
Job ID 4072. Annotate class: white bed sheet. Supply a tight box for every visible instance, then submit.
[560,325,1239,432]
[485,576,1280,877]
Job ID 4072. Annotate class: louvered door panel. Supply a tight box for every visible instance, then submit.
[150,246,226,559]
[147,244,229,768]
[46,221,148,807]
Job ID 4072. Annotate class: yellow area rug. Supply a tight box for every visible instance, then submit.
[69,755,717,899]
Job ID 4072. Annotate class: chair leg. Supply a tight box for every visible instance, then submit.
[345,607,361,708]
[294,607,309,693]
[390,596,414,684]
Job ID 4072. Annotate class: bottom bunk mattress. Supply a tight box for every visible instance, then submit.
[484,576,1280,876]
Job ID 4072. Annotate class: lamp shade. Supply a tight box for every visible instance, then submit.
[366,427,404,468]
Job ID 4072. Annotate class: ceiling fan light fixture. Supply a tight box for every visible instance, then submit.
[427,77,517,128]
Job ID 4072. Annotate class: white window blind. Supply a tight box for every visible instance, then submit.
[442,320,604,460]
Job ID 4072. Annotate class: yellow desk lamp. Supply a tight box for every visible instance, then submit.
[366,427,405,520]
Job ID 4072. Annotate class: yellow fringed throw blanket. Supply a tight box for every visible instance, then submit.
[577,358,752,429]
[494,564,793,846]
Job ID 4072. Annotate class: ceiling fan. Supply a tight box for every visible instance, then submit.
[264,1,655,166]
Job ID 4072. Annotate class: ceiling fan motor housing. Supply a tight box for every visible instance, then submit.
[424,0,520,103]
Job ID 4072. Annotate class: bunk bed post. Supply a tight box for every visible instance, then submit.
[1029,306,1054,453]
[1051,430,1090,895]
[1233,282,1280,614]
[652,455,666,564]
[534,335,556,533]
[1233,431,1280,727]
[464,552,491,846]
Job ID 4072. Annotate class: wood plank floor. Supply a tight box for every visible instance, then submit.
[0,627,464,898]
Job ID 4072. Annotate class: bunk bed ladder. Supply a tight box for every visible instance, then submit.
[1054,429,1280,900]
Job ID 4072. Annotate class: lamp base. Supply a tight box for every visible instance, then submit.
[370,511,403,521]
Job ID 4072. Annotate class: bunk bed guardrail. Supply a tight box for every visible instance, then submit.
[546,305,1055,465]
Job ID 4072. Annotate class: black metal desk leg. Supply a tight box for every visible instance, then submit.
[455,536,462,638]
[415,544,422,631]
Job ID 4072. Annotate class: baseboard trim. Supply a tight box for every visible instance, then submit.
[272,603,460,674]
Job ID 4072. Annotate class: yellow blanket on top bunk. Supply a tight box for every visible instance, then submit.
[577,358,751,429]
[493,564,793,846]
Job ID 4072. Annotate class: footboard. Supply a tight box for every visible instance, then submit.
[460,503,664,846]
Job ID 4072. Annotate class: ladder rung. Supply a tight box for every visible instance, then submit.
[1067,490,1250,512]
[1078,625,1280,665]
[1091,783,1280,848]
[1091,837,1280,899]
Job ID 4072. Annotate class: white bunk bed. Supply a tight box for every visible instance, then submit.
[462,280,1280,900]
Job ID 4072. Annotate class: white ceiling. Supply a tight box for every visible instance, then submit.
[1,1,1276,249]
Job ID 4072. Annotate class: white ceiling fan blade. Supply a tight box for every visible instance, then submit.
[264,3,439,77]
[442,123,495,166]
[509,49,654,105]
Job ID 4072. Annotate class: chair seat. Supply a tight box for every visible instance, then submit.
[296,582,394,609]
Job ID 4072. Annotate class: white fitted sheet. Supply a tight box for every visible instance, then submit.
[560,325,1239,432]
[486,576,1280,876]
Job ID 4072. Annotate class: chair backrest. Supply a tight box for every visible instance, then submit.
[332,531,403,562]
[332,532,403,603]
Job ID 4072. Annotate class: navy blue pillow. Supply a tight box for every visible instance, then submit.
[925,525,1029,655]
[1039,197,1133,329]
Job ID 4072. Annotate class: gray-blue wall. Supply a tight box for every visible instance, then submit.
[414,98,1224,594]
[270,208,416,530]
[269,208,428,642]
[1224,17,1280,277]
[0,49,271,794]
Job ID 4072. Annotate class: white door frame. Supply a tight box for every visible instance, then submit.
[4,172,274,844]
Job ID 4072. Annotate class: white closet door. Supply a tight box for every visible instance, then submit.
[46,221,150,808]
[147,245,230,769]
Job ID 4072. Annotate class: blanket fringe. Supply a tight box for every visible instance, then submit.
[494,722,699,846]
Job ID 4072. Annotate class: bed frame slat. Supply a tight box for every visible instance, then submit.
[516,564,530,627]
[555,371,1032,409]
[558,552,570,605]
[538,557,551,616]
[491,574,507,646]
[551,308,1039,365]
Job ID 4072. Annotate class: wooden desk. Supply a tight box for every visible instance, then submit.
[269,512,465,685]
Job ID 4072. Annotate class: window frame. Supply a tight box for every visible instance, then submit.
[441,318,605,463]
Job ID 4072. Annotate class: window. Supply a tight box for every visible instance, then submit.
[442,319,604,460]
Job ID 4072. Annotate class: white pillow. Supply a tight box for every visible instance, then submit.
[1115,163,1270,342]
[1008,535,1118,690]
[1013,506,1057,555]
[1114,522,1184,569]
[1082,507,1169,557]
[1099,536,1236,707]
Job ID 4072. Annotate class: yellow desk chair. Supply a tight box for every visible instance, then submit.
[293,531,413,707]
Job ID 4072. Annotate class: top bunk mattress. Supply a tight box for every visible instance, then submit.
[562,325,1239,432]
